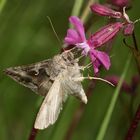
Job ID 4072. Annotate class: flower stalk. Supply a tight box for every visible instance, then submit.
[125,105,140,140]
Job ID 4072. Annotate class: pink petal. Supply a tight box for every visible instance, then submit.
[90,49,111,70]
[93,59,101,73]
[69,16,86,42]
[64,29,82,44]
[67,29,79,39]
[91,3,122,18]
[64,37,78,45]
[89,54,100,73]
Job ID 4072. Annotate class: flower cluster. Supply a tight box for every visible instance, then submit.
[64,16,122,73]
[91,3,137,36]
[64,2,138,74]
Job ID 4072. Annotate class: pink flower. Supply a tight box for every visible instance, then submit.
[64,16,122,73]
[91,3,122,18]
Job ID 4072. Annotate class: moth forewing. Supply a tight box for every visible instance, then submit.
[34,75,64,129]
[4,51,75,96]
[4,59,53,96]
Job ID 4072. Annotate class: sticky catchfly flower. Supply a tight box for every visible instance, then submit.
[64,16,122,73]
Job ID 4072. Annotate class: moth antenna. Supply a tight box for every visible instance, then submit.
[73,76,114,87]
[46,16,62,48]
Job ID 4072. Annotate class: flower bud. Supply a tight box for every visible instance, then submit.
[123,23,134,36]
[88,22,123,48]
[91,3,122,18]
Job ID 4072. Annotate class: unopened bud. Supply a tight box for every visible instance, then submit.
[91,3,122,18]
[88,22,123,47]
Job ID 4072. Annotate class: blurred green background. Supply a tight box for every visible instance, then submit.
[0,0,140,140]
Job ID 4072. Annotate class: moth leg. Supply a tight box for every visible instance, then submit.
[79,62,92,71]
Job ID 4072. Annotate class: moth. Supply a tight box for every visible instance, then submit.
[4,50,87,129]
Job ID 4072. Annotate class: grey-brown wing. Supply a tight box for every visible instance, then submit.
[4,59,54,96]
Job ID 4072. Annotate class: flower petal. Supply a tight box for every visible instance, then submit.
[69,16,86,42]
[89,52,100,73]
[93,59,101,73]
[64,29,82,44]
[90,49,111,70]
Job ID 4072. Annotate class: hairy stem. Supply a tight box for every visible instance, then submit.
[132,32,138,51]
[131,31,140,74]
[125,105,140,140]
[28,127,38,140]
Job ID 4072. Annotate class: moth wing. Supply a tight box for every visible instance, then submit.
[34,77,64,129]
[4,59,54,96]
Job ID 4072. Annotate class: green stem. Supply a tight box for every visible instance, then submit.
[96,54,132,140]
[0,0,6,13]
[69,0,84,27]
[81,0,97,23]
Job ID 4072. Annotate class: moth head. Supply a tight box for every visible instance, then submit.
[61,51,75,64]
[4,65,50,95]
